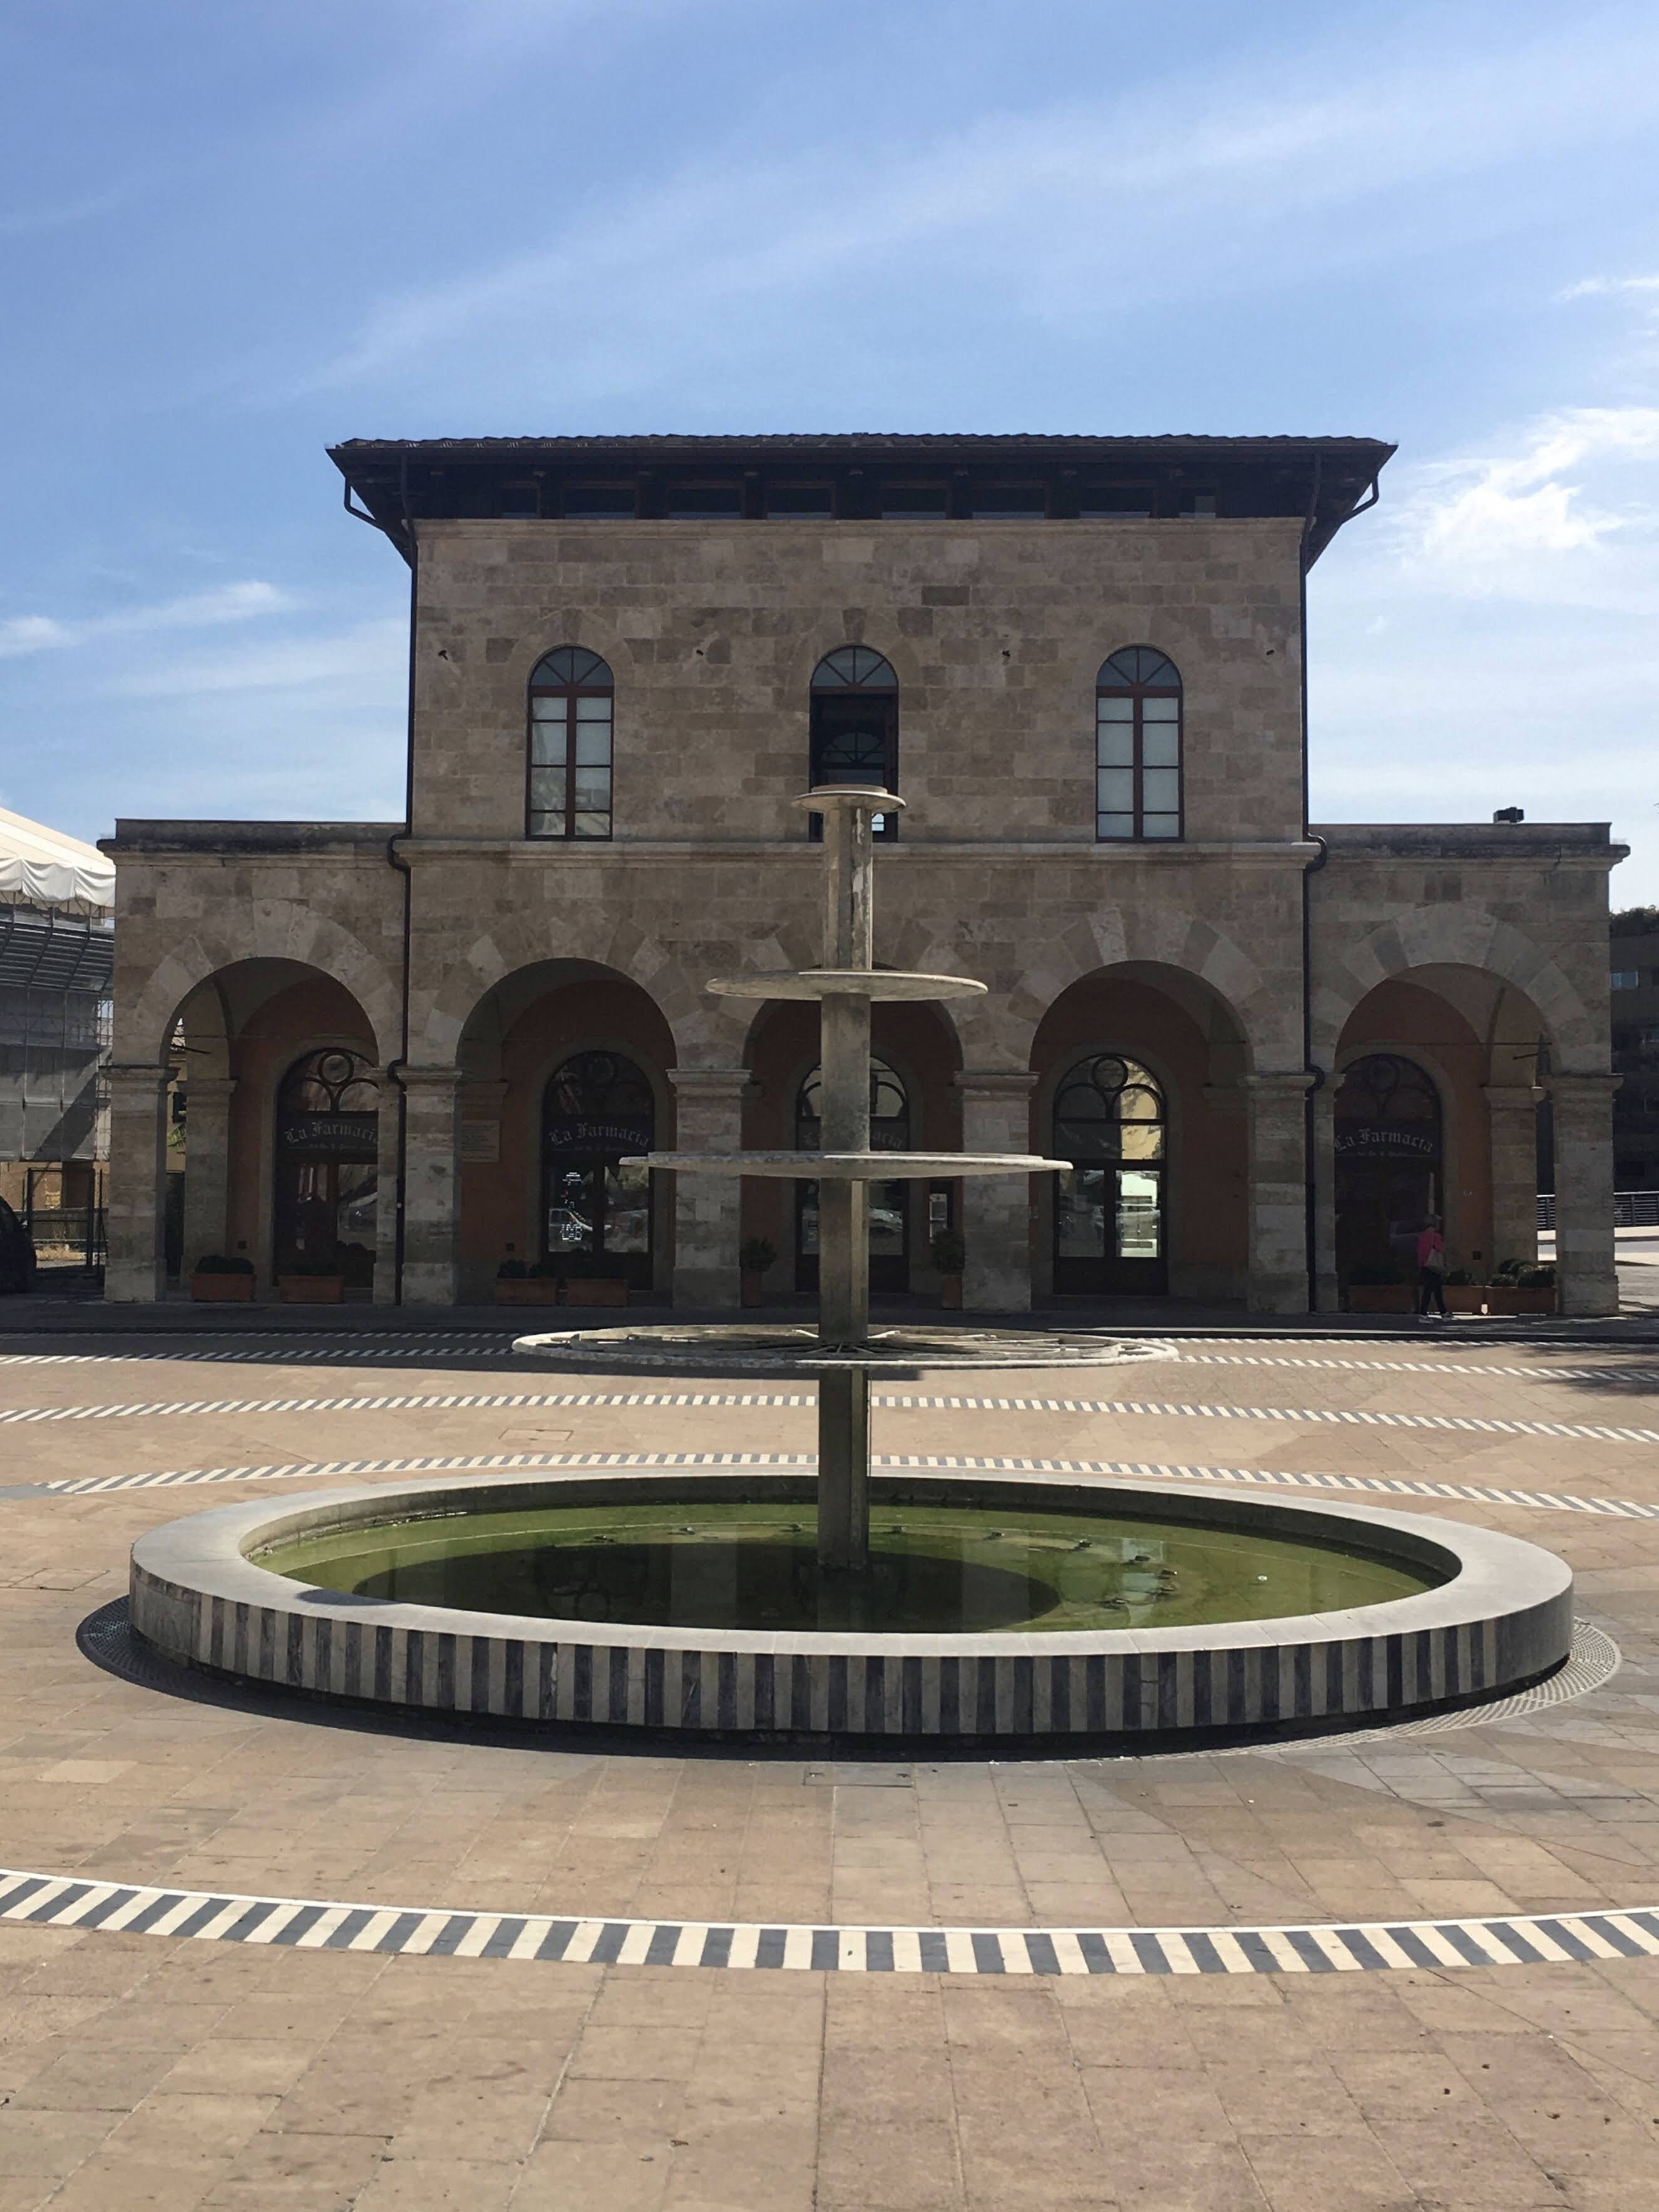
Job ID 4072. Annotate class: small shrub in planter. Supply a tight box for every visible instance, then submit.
[190,1253,255,1302]
[739,1236,777,1307]
[931,1229,966,1310]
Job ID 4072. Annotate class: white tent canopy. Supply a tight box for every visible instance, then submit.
[0,805,115,917]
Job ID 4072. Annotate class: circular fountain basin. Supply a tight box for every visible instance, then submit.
[130,1474,1573,1746]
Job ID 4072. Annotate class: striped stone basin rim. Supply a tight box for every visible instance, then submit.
[1,1866,1655,1976]
[128,1471,1573,1739]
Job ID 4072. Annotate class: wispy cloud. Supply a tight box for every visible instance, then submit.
[0,182,134,239]
[111,617,405,699]
[1559,272,1659,300]
[0,581,297,661]
[294,18,1659,401]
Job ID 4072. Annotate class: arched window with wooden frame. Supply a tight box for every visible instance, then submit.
[1096,647,1183,841]
[809,646,898,841]
[528,647,614,840]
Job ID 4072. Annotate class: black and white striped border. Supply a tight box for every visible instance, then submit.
[4,1383,1658,1446]
[30,1444,1659,1525]
[1,1866,1653,1975]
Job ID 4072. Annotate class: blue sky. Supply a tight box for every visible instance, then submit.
[3,0,1656,899]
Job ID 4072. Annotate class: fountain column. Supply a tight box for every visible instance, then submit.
[815,793,877,1570]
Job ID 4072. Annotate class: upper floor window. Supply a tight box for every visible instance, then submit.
[1613,970,1643,992]
[1096,647,1183,842]
[528,647,613,840]
[809,647,898,841]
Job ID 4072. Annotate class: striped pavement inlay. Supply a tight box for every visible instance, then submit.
[0,1865,1654,1975]
[23,1446,1659,1525]
[3,1382,1657,1446]
[0,1339,1653,1390]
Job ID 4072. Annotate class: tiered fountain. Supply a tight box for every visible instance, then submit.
[129,790,1574,1744]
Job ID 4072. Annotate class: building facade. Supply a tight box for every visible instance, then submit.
[101,435,1625,1314]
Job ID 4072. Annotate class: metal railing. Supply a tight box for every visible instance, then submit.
[19,1205,106,1269]
[1536,1192,1659,1230]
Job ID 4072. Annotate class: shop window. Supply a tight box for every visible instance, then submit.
[1051,1054,1167,1294]
[809,646,898,841]
[1333,1054,1444,1287]
[795,1057,910,1292]
[274,1049,379,1287]
[528,647,614,841]
[542,1049,655,1285]
[1096,646,1183,842]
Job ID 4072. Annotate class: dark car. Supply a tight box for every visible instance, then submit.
[0,1198,37,1293]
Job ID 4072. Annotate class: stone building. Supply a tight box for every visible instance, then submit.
[100,435,1624,1315]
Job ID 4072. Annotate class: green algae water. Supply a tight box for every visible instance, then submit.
[257,1500,1444,1635]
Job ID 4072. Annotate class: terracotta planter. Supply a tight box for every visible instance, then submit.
[562,1279,630,1308]
[1344,1283,1414,1314]
[1444,1286,1487,1314]
[1484,1287,1557,1316]
[190,1272,254,1302]
[939,1274,963,1310]
[741,1272,764,1308]
[277,1276,345,1304]
[494,1278,560,1306]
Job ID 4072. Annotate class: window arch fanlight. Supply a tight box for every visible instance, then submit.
[795,1056,910,1150]
[1051,1052,1168,1294]
[1096,646,1182,843]
[274,1048,380,1289]
[528,647,614,841]
[809,646,899,842]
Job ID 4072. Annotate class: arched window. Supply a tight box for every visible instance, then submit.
[1096,647,1182,842]
[528,647,614,841]
[1052,1053,1167,1294]
[794,1056,911,1290]
[809,646,898,841]
[1334,1054,1443,1287]
[274,1049,379,1287]
[542,1049,655,1282]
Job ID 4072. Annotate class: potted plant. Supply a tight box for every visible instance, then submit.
[1343,1260,1413,1314]
[931,1228,966,1310]
[739,1236,777,1308]
[494,1258,561,1306]
[190,1253,255,1303]
[277,1261,346,1304]
[559,1253,630,1308]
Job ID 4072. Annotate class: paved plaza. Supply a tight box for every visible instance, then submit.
[3,1315,1659,2208]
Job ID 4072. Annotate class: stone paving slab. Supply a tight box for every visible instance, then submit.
[3,1323,1659,2203]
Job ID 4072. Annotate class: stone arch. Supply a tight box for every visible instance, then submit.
[1314,909,1595,1069]
[127,909,401,1068]
[997,911,1273,1072]
[419,914,749,1067]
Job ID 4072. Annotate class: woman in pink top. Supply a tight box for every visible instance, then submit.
[1415,1217,1447,1319]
